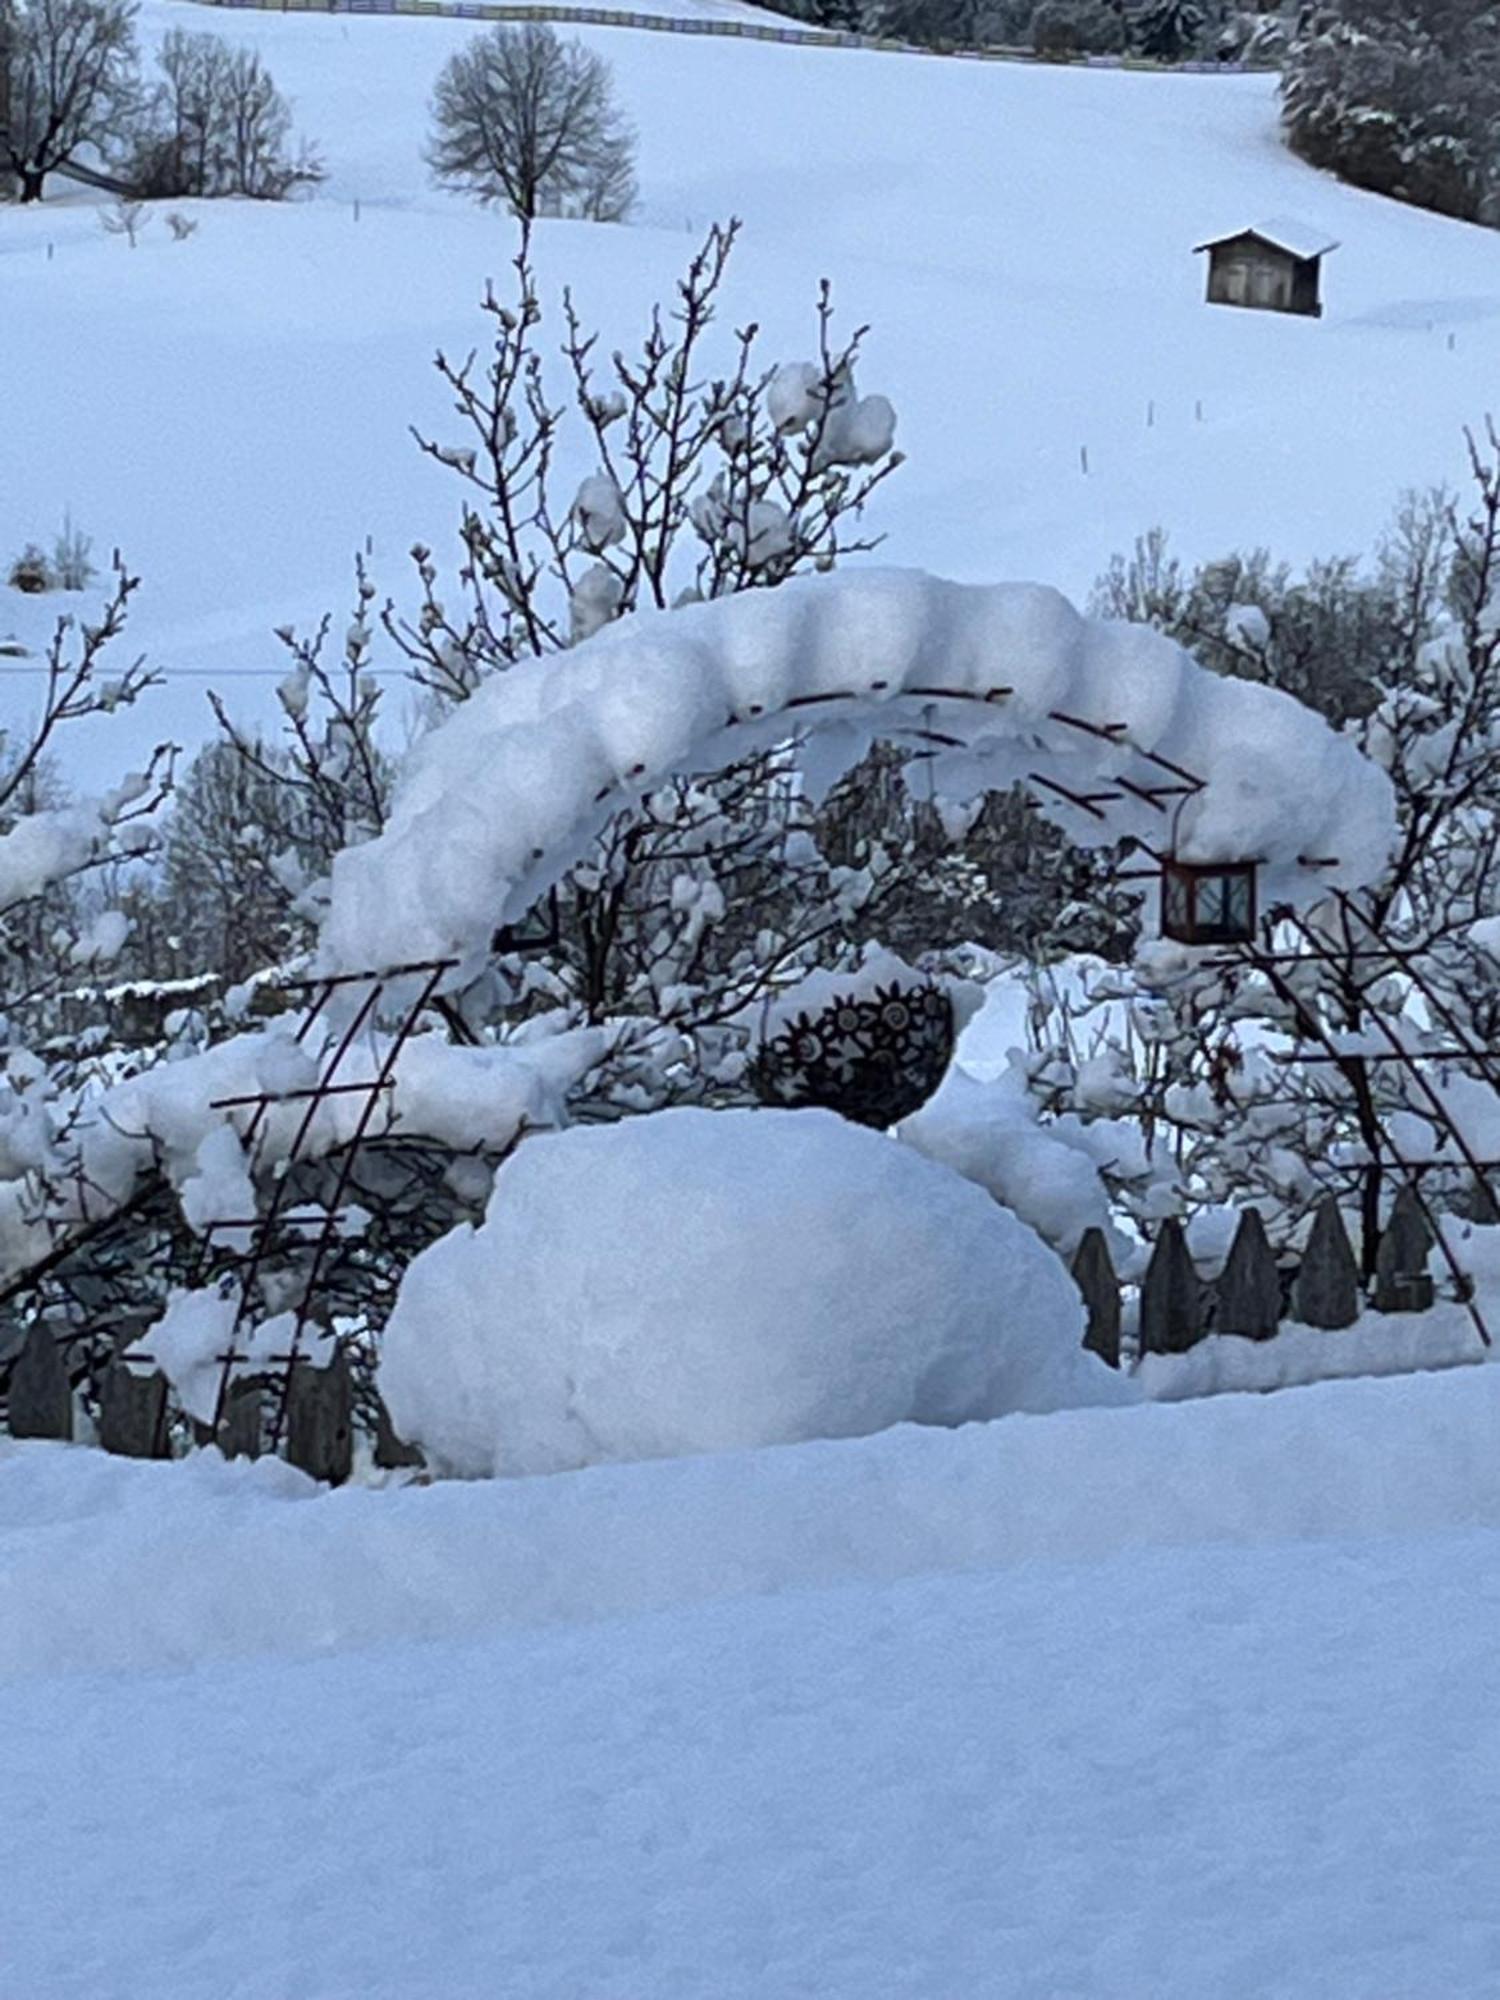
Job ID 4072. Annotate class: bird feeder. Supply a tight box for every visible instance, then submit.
[1160,858,1258,945]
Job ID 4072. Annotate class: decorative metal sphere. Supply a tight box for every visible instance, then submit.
[748,978,956,1130]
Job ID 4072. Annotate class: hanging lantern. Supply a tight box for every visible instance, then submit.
[1160,858,1258,945]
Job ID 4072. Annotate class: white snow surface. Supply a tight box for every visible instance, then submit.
[321,569,1394,981]
[6,1368,1500,1995]
[73,1019,603,1213]
[1196,215,1342,260]
[0,800,111,909]
[379,1104,1125,1477]
[1138,1304,1494,1399]
[900,1058,1130,1259]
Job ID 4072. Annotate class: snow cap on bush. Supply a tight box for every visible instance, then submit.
[378,1104,1132,1479]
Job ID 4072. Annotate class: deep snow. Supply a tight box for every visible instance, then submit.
[5,1368,1500,1995]
[7,3,1500,778]
[8,22,1500,1994]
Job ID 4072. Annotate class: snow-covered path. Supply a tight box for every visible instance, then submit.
[5,1369,1500,1995]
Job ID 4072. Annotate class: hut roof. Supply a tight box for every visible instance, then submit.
[1194,217,1341,262]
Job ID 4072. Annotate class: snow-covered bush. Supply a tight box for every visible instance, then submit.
[1088,514,1432,726]
[1031,0,1127,56]
[398,221,901,693]
[1129,0,1206,59]
[381,222,920,1072]
[0,233,911,1428]
[1038,434,1500,1269]
[865,1,1035,48]
[0,564,171,1364]
[378,1106,1130,1478]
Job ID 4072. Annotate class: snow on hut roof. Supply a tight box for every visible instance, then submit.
[1194,217,1341,261]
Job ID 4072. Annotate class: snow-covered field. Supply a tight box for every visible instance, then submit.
[7,1367,1500,1996]
[6,0,1500,774]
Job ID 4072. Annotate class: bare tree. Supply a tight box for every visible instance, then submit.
[426,22,635,224]
[124,30,322,200]
[2,0,137,203]
[0,2,16,198]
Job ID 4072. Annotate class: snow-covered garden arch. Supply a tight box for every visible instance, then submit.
[321,569,1397,984]
[0,571,1407,1475]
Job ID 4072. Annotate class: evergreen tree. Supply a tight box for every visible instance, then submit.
[1282,1,1500,223]
[1130,0,1207,60]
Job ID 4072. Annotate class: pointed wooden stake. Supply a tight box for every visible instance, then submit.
[1216,1208,1282,1342]
[218,1379,265,1462]
[1374,1185,1435,1314]
[1072,1228,1121,1368]
[98,1362,169,1459]
[1294,1197,1360,1330]
[7,1322,73,1440]
[285,1352,353,1487]
[1140,1218,1204,1354]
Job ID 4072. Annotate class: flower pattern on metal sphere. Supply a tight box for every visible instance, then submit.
[749,978,956,1129]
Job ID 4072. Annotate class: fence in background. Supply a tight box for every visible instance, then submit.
[190,0,1278,76]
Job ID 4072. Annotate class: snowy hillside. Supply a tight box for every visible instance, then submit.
[6,3,1500,771]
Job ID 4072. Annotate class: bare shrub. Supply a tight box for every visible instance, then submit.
[99,194,147,245]
[7,544,53,593]
[51,514,96,589]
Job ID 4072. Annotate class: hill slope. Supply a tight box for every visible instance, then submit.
[4,7,1497,768]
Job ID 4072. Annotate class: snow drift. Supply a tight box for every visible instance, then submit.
[6,1363,1500,1683]
[378,1105,1126,1478]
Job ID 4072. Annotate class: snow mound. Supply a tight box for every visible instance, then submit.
[379,1105,1126,1478]
[320,569,1396,984]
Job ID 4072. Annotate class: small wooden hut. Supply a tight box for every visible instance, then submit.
[1194,219,1338,318]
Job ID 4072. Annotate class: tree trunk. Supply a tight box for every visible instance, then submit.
[0,4,13,203]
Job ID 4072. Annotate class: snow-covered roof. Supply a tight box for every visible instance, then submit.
[1194,217,1341,261]
[319,569,1396,987]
